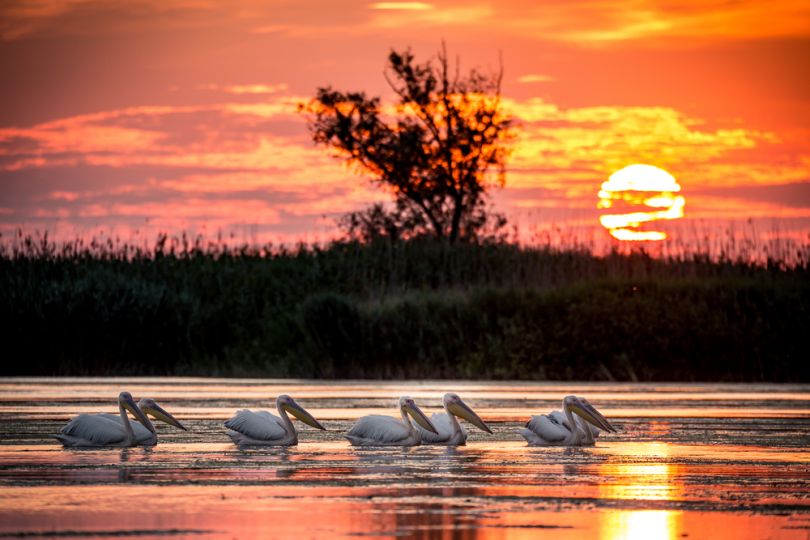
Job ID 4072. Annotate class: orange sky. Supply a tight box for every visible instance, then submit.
[1,0,809,250]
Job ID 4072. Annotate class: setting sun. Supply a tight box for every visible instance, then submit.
[598,164,686,241]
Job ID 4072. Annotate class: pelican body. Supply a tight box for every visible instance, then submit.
[225,395,326,446]
[56,392,186,447]
[415,393,493,445]
[346,396,438,446]
[519,395,616,447]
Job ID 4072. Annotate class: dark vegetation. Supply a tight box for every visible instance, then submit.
[301,46,513,243]
[1,233,808,381]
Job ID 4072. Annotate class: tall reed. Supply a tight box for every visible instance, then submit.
[1,231,807,380]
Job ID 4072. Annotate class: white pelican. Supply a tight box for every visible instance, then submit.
[96,397,187,446]
[56,392,184,447]
[414,393,493,445]
[346,396,438,446]
[225,395,326,446]
[519,395,616,446]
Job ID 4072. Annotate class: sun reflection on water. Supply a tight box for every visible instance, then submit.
[598,164,686,241]
[599,443,682,540]
[603,510,679,540]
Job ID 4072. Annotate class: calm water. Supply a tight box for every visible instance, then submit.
[0,378,808,539]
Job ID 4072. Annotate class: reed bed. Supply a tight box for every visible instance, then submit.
[1,231,807,380]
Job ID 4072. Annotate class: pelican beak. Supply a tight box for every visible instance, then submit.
[284,401,326,430]
[570,398,616,433]
[122,396,151,428]
[141,402,187,431]
[447,399,493,434]
[405,402,438,434]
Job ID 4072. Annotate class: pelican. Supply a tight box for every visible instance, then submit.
[519,395,616,446]
[96,397,187,446]
[414,393,493,445]
[346,396,438,446]
[225,395,326,446]
[55,392,185,447]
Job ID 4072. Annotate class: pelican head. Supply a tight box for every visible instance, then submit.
[399,396,438,434]
[444,393,492,434]
[564,395,616,433]
[118,392,151,427]
[137,398,188,430]
[277,395,326,430]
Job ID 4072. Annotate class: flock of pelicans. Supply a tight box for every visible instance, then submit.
[55,392,616,448]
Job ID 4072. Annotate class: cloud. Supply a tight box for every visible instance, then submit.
[484,0,810,44]
[0,100,315,173]
[0,89,386,243]
[2,0,808,49]
[691,182,810,209]
[0,0,359,42]
[503,98,776,189]
[367,3,492,28]
[199,83,289,95]
[2,87,808,244]
[368,2,433,10]
[518,74,556,84]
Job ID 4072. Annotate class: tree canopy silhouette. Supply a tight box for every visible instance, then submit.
[302,46,514,243]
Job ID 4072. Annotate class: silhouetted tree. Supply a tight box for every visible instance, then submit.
[302,45,514,243]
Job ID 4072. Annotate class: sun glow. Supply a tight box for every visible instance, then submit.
[598,164,685,241]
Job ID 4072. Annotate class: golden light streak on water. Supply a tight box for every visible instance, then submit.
[599,443,681,539]
[602,510,680,540]
[598,164,686,241]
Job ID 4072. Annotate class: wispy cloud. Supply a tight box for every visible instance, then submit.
[3,0,807,46]
[368,2,433,10]
[2,86,807,244]
[504,98,776,187]
[199,83,289,95]
[491,0,810,44]
[518,74,556,84]
[368,4,492,27]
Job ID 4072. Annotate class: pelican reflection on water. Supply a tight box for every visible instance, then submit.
[56,392,187,447]
[414,393,493,445]
[225,394,326,446]
[346,396,439,446]
[519,395,616,446]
